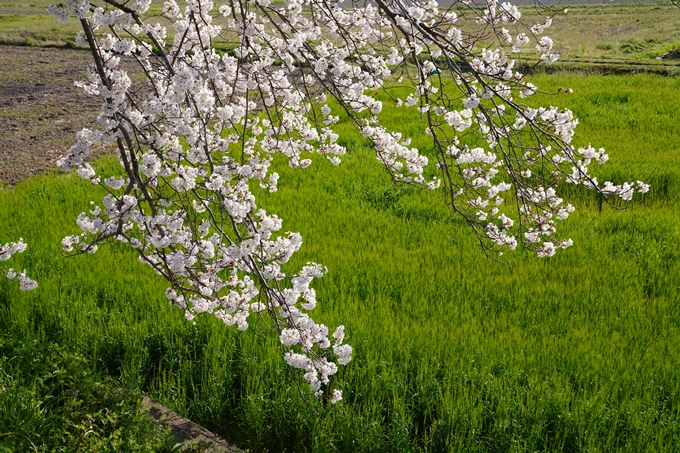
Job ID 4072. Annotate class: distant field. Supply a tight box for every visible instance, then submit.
[2,71,680,451]
[0,0,679,72]
[527,2,680,65]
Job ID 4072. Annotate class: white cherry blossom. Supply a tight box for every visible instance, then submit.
[46,0,649,400]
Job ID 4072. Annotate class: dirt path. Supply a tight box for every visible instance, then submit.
[0,45,102,186]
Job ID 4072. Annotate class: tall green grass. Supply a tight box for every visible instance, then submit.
[2,72,680,452]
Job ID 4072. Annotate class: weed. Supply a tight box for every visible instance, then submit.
[0,335,180,452]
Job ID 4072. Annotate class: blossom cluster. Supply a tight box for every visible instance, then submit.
[1,238,37,291]
[47,0,647,397]
[375,0,648,254]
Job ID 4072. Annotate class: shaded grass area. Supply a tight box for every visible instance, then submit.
[0,335,178,451]
[1,72,680,451]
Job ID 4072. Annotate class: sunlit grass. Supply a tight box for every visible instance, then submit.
[2,72,680,452]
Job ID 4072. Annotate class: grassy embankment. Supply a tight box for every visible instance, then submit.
[2,72,680,452]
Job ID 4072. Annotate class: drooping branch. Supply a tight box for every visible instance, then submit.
[47,0,648,399]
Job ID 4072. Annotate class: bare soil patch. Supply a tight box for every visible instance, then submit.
[0,45,104,186]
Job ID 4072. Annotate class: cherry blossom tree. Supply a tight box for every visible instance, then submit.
[46,0,648,401]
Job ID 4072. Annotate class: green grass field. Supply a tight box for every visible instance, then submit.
[2,71,679,452]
